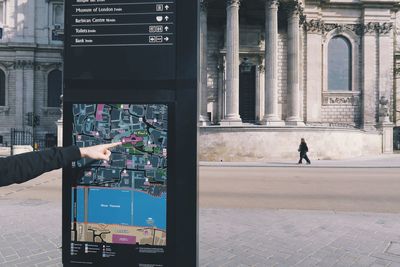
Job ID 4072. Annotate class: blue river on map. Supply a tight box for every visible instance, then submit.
[74,188,85,222]
[133,191,166,231]
[88,189,132,225]
[75,188,166,231]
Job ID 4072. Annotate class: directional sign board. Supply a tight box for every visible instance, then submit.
[65,0,176,81]
[63,0,198,266]
[70,2,174,47]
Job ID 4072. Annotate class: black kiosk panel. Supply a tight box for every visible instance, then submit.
[63,0,198,266]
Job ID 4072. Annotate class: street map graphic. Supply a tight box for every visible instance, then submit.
[71,104,167,247]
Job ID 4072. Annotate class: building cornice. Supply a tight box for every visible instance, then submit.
[3,43,38,53]
[0,43,63,53]
[303,19,393,36]
[306,0,399,10]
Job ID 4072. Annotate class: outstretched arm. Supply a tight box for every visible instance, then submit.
[0,142,121,187]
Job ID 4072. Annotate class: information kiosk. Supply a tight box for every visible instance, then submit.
[62,0,198,266]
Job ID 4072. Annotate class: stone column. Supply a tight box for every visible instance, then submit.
[14,0,35,42]
[255,62,265,122]
[362,22,378,130]
[24,60,35,139]
[199,0,210,125]
[378,23,393,126]
[304,19,323,122]
[221,0,242,125]
[262,0,283,125]
[286,2,304,125]
[396,54,400,128]
[24,61,34,112]
[217,57,225,122]
[15,61,24,128]
[56,95,63,147]
[26,0,35,42]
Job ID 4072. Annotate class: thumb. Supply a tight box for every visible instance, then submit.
[103,149,112,161]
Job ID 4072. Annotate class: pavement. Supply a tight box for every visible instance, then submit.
[200,209,400,267]
[0,171,62,267]
[0,198,62,267]
[0,156,400,266]
[200,153,400,168]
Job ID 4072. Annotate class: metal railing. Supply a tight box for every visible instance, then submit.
[11,129,33,146]
[10,129,57,150]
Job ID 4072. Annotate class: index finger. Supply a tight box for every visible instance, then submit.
[104,142,123,149]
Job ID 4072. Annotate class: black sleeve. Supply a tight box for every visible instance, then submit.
[0,146,81,187]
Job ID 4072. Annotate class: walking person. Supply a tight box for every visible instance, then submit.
[297,138,311,164]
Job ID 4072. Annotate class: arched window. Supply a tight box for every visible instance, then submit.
[53,5,64,26]
[328,36,352,91]
[0,69,5,106]
[0,1,4,27]
[48,70,62,107]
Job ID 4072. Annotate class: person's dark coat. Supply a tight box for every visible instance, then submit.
[0,146,81,187]
[298,142,309,155]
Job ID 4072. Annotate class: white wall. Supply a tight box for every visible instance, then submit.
[199,127,382,161]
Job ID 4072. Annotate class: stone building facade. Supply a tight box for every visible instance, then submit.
[0,0,399,160]
[0,0,64,146]
[199,0,400,161]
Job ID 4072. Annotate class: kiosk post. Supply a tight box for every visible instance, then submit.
[62,0,198,266]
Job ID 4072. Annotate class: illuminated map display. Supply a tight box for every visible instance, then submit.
[71,104,167,248]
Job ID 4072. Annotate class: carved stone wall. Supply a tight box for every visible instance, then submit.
[303,16,394,128]
[321,93,362,126]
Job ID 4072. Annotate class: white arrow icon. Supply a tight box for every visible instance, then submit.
[165,16,169,21]
[165,5,170,10]
[164,37,169,42]
[164,26,169,31]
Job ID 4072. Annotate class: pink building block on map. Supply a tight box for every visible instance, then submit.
[96,104,105,121]
[112,234,136,245]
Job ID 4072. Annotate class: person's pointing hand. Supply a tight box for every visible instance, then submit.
[79,142,122,161]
